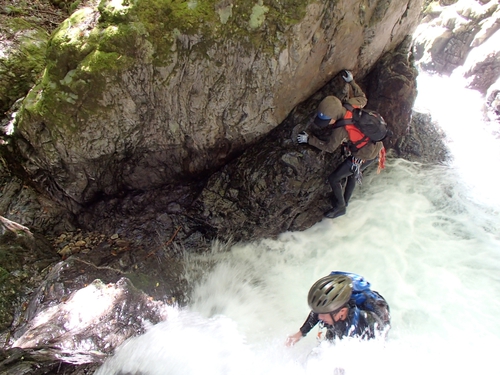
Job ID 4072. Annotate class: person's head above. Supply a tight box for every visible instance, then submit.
[308,274,352,324]
[313,96,346,128]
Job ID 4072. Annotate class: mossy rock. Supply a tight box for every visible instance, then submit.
[16,0,309,146]
[0,18,49,116]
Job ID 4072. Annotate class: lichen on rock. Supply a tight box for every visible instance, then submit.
[0,18,49,117]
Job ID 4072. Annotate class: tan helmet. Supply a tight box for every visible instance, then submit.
[319,96,345,118]
[307,275,353,314]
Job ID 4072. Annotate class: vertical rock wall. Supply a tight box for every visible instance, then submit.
[7,0,424,210]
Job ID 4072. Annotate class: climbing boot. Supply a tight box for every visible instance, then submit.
[325,182,346,218]
[324,205,347,219]
[330,182,346,207]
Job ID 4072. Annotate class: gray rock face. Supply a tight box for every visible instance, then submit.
[412,0,500,120]
[395,111,451,163]
[0,229,57,333]
[486,83,500,122]
[6,0,424,211]
[1,276,169,374]
[12,277,168,352]
[191,39,422,242]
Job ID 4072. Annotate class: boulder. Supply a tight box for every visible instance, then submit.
[1,277,169,374]
[6,0,424,213]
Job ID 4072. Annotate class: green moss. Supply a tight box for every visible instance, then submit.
[97,0,309,61]
[16,0,311,137]
[20,7,146,135]
[0,267,9,284]
[0,18,48,114]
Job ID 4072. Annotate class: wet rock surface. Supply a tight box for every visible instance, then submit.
[190,39,432,242]
[395,111,451,163]
[412,0,500,121]
[1,276,170,375]
[0,215,186,374]
[0,227,57,334]
[0,346,100,375]
[12,278,168,352]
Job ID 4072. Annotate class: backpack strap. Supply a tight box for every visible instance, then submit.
[334,103,355,128]
[343,103,355,112]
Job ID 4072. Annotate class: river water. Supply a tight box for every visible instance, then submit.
[95,72,500,375]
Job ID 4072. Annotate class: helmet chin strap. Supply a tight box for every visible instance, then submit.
[329,312,336,323]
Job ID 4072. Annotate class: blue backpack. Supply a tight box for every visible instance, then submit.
[329,271,390,326]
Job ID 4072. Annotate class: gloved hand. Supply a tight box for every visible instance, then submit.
[297,131,309,144]
[342,70,353,83]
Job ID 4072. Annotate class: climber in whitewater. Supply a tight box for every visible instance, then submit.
[285,272,390,346]
[296,70,387,219]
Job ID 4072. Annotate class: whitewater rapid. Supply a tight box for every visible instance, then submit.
[95,73,500,375]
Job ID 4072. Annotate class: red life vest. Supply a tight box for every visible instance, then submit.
[342,107,370,150]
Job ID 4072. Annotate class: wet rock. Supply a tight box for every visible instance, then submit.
[12,278,168,352]
[1,277,169,374]
[394,111,451,163]
[0,211,187,369]
[486,84,500,122]
[190,39,421,243]
[0,346,100,375]
[0,156,75,236]
[413,0,500,101]
[460,28,500,94]
[0,225,58,334]
[363,35,419,150]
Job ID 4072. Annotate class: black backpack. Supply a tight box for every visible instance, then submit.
[335,103,388,152]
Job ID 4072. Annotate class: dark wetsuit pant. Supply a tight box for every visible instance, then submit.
[327,157,376,208]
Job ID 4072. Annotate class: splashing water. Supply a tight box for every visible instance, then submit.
[414,72,500,208]
[95,73,500,375]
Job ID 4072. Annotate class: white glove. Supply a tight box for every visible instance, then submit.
[342,70,353,83]
[297,131,309,144]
